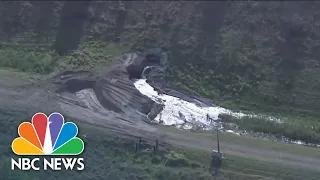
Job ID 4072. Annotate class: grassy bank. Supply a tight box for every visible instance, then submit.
[219,114,320,145]
[1,111,320,180]
[0,41,126,74]
[158,124,320,158]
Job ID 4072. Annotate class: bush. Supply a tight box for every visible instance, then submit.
[56,42,127,70]
[165,151,190,167]
[0,49,54,74]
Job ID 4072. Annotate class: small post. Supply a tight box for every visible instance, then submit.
[135,142,138,153]
[155,139,159,152]
[208,115,222,179]
[133,142,138,163]
[217,127,220,155]
[138,136,142,150]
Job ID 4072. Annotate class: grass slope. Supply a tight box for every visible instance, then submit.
[219,114,320,145]
[0,41,127,74]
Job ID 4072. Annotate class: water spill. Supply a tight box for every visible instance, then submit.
[134,79,277,129]
[133,78,319,147]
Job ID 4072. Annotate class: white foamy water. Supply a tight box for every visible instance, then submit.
[134,79,280,130]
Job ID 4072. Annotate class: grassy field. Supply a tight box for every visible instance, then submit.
[1,109,320,180]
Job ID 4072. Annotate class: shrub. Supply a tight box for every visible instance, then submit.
[0,49,54,74]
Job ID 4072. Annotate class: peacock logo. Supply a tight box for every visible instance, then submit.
[11,112,84,155]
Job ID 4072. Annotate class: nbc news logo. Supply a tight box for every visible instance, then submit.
[11,112,85,171]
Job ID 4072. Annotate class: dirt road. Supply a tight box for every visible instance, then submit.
[1,70,319,172]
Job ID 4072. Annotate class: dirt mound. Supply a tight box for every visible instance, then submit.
[52,50,168,122]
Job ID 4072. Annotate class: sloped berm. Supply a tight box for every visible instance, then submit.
[52,50,166,129]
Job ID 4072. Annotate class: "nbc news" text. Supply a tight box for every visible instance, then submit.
[11,158,84,171]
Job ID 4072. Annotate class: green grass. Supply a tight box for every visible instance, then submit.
[0,48,55,74]
[0,41,127,74]
[219,114,320,144]
[56,41,128,71]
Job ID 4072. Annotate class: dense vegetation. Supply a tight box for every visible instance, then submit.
[0,1,319,117]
